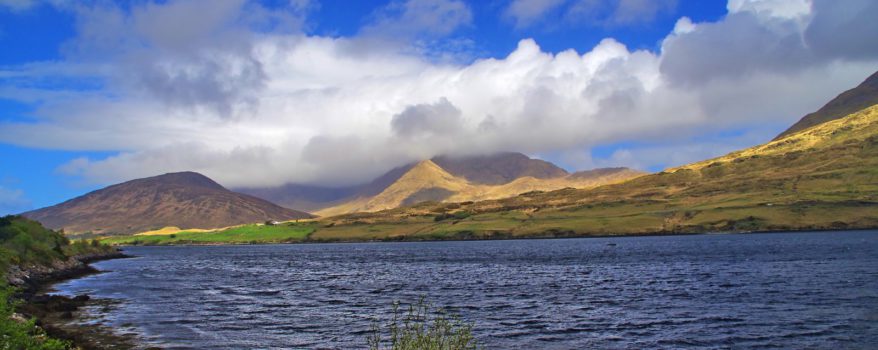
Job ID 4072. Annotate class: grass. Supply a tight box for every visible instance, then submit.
[0,286,69,350]
[368,297,478,350]
[101,222,316,245]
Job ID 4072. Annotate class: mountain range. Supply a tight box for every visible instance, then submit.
[312,160,642,216]
[22,152,640,235]
[21,70,878,239]
[308,96,878,241]
[234,152,627,213]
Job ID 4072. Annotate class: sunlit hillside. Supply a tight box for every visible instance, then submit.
[315,160,644,216]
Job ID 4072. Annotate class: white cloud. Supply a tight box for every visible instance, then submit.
[672,16,694,34]
[0,0,876,189]
[391,97,464,138]
[727,0,811,19]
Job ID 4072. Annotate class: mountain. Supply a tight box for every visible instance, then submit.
[235,163,415,212]
[431,152,568,184]
[315,160,471,216]
[314,160,643,217]
[238,152,593,213]
[22,172,312,235]
[775,70,878,140]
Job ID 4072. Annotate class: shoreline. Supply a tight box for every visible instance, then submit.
[10,251,143,350]
[111,226,878,247]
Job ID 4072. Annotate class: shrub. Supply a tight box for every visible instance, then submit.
[0,286,70,350]
[367,297,478,350]
[0,217,116,349]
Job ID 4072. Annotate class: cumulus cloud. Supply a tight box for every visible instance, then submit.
[804,0,878,61]
[53,0,314,117]
[0,0,876,188]
[391,97,464,138]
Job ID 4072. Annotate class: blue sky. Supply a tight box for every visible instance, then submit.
[0,0,876,214]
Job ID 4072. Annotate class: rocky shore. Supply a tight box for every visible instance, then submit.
[7,251,128,295]
[6,250,144,350]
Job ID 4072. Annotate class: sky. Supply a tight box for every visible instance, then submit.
[0,0,877,214]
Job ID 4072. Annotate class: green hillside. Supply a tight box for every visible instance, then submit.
[100,223,315,245]
[1,216,117,349]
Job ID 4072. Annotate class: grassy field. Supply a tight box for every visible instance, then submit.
[101,223,316,245]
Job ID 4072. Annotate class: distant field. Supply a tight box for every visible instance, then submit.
[100,199,878,246]
[102,223,315,245]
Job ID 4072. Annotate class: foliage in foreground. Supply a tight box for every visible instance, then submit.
[368,297,478,350]
[0,286,69,350]
[1,215,114,349]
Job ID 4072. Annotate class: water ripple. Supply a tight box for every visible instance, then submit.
[51,230,878,349]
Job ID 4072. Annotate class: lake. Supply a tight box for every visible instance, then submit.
[53,231,878,349]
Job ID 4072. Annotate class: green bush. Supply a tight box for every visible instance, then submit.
[0,286,70,350]
[0,215,114,349]
[367,297,478,350]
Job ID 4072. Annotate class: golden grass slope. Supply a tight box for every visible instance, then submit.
[315,160,644,217]
[135,226,219,236]
[677,104,878,171]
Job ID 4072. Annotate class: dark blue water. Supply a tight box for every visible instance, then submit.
[53,231,878,349]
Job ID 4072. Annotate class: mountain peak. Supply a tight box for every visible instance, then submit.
[23,171,311,235]
[431,152,568,185]
[136,171,226,190]
[394,160,466,189]
[775,70,878,140]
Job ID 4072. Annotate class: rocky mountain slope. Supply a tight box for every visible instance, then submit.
[23,172,312,235]
[775,70,878,140]
[431,152,568,184]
